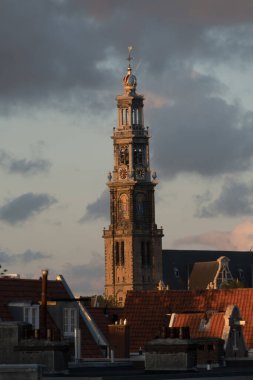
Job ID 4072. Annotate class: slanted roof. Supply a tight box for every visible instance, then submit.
[88,307,124,340]
[173,312,225,338]
[0,277,104,358]
[162,249,253,289]
[0,278,69,320]
[190,261,219,290]
[123,289,253,352]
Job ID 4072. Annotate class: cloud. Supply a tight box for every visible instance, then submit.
[196,179,253,217]
[173,219,253,251]
[79,190,109,223]
[150,70,253,178]
[61,252,104,294]
[0,150,51,175]
[0,249,51,265]
[1,0,253,112]
[0,193,57,225]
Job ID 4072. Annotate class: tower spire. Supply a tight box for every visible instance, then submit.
[103,49,163,305]
[123,46,137,95]
[127,46,133,67]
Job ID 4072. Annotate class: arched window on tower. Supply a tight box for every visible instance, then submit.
[115,242,120,266]
[121,109,129,125]
[138,108,142,125]
[119,146,129,165]
[133,145,143,165]
[136,108,139,124]
[119,194,129,219]
[121,241,125,266]
[132,108,138,125]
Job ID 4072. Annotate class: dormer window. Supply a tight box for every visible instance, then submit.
[174,268,179,278]
[24,305,40,329]
[8,302,40,330]
[63,308,77,337]
[238,269,244,280]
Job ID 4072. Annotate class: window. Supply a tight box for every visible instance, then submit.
[141,241,145,266]
[119,194,129,219]
[115,242,120,266]
[119,146,129,165]
[121,109,128,125]
[174,268,179,278]
[23,306,39,329]
[238,269,244,280]
[63,308,77,336]
[136,193,145,217]
[133,145,143,165]
[132,109,137,124]
[121,241,125,265]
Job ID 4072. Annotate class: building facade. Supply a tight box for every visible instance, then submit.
[103,52,163,305]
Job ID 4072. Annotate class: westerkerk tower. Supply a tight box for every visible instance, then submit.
[103,49,163,305]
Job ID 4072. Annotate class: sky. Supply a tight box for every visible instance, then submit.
[1,0,253,295]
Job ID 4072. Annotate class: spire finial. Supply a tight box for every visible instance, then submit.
[127,46,133,67]
[123,46,137,94]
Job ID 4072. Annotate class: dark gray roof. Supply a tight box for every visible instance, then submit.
[162,249,253,289]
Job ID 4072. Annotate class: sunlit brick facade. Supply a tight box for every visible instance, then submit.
[103,50,163,305]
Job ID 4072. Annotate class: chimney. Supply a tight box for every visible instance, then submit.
[41,269,48,339]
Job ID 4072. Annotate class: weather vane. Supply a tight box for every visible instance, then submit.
[127,46,133,64]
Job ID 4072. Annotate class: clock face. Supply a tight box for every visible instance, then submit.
[119,167,128,180]
[136,167,145,179]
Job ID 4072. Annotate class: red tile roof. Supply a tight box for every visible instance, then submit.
[173,312,225,338]
[88,307,124,340]
[123,289,253,351]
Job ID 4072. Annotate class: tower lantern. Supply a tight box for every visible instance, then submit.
[103,49,163,305]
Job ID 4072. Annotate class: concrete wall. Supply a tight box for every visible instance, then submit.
[0,322,71,373]
[145,351,189,370]
[0,364,43,380]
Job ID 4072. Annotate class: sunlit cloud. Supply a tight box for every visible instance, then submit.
[173,219,253,251]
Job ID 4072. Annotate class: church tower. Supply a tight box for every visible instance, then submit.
[103,48,163,305]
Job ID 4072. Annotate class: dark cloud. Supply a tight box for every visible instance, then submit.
[0,193,57,225]
[0,249,51,264]
[61,253,104,294]
[0,150,51,175]
[79,190,109,223]
[0,0,253,111]
[195,179,253,217]
[149,70,253,178]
